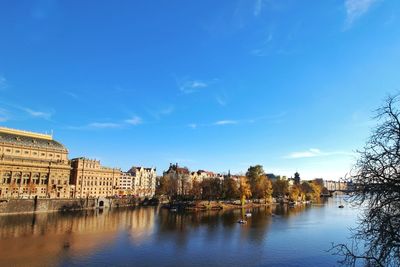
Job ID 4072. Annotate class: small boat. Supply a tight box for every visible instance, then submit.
[170,207,177,212]
[237,219,247,224]
[245,212,252,217]
[338,205,344,208]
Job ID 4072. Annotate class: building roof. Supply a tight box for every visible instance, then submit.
[0,127,67,152]
[165,163,189,175]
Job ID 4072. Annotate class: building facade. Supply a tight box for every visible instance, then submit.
[0,127,71,199]
[70,158,121,198]
[324,180,348,191]
[127,166,157,197]
[117,172,134,195]
[163,163,191,195]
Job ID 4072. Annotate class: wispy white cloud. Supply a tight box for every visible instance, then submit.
[214,120,238,125]
[250,32,274,57]
[0,75,7,90]
[160,106,174,115]
[254,0,263,17]
[64,91,79,99]
[125,116,142,126]
[216,95,227,106]
[0,108,9,122]
[190,112,287,129]
[148,105,175,120]
[285,148,356,159]
[188,123,197,129]
[87,122,122,129]
[344,0,380,27]
[23,108,52,120]
[178,79,208,94]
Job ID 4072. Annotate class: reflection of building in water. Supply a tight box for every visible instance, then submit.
[126,208,155,245]
[0,208,158,267]
[70,158,121,198]
[0,209,135,267]
[0,127,71,199]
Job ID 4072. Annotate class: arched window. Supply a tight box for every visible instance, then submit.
[3,172,11,184]
[13,172,22,184]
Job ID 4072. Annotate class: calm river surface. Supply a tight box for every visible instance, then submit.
[0,197,358,267]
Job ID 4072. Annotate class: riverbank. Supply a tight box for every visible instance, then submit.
[0,197,154,215]
[164,200,274,211]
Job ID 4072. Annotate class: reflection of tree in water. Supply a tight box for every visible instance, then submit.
[274,203,315,219]
[156,207,275,247]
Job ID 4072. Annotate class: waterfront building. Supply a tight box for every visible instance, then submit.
[70,158,121,198]
[117,172,134,196]
[127,166,157,197]
[0,127,71,199]
[163,163,191,195]
[190,170,222,183]
[324,180,348,191]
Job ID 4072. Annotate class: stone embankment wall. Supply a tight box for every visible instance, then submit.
[0,197,139,215]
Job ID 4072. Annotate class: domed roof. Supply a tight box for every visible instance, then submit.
[0,127,67,152]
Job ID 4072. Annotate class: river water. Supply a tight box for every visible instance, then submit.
[0,197,358,267]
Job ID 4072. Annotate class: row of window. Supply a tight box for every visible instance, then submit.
[1,147,62,158]
[78,180,113,186]
[79,176,114,181]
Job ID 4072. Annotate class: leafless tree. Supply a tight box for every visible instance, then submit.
[331,95,400,266]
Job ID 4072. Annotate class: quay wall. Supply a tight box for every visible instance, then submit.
[0,197,139,215]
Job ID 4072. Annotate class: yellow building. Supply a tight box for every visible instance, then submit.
[70,158,121,198]
[0,127,71,199]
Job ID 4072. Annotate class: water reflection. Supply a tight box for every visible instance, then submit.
[0,197,356,267]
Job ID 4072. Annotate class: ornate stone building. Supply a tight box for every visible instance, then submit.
[0,127,71,199]
[163,163,191,195]
[127,166,157,197]
[70,158,121,198]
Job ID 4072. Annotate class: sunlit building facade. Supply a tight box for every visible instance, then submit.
[70,158,121,198]
[0,127,71,199]
[127,166,157,197]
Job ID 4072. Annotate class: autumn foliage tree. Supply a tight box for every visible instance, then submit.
[238,176,252,206]
[246,165,274,203]
[223,178,240,200]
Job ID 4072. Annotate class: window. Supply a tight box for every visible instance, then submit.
[41,153,45,156]
[5,149,11,152]
[15,150,20,153]
[24,151,29,154]
[33,152,37,155]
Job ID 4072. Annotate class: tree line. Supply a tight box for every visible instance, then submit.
[156,165,327,205]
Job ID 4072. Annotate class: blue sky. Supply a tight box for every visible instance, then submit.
[1,0,399,180]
